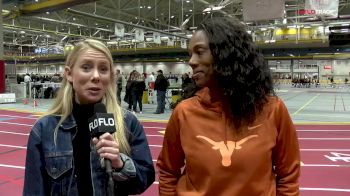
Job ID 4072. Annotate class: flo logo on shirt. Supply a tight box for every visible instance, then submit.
[197,135,258,167]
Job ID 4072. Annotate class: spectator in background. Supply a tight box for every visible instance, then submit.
[157,18,300,195]
[24,73,32,98]
[154,69,169,114]
[51,73,60,83]
[131,72,146,114]
[125,71,135,111]
[5,74,9,84]
[24,73,31,83]
[148,72,155,89]
[181,73,192,90]
[116,69,123,104]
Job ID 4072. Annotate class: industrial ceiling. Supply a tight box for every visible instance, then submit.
[2,0,350,51]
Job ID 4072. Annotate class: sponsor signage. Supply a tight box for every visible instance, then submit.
[302,0,339,17]
[324,65,332,69]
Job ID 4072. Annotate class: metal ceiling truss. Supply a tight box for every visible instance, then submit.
[2,0,350,53]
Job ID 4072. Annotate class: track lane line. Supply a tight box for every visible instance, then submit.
[300,187,350,192]
[299,138,350,140]
[0,164,25,169]
[297,130,350,132]
[0,144,27,149]
[292,93,320,115]
[0,114,37,120]
[0,131,29,136]
[341,94,346,111]
[300,149,350,151]
[0,122,32,127]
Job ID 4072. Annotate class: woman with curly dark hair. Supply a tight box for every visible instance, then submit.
[157,17,300,195]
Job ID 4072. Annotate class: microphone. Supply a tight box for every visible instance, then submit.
[88,103,115,196]
[88,103,116,137]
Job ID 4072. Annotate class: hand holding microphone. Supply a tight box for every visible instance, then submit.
[88,103,120,195]
[92,133,124,169]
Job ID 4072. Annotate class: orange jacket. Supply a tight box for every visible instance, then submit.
[157,87,300,196]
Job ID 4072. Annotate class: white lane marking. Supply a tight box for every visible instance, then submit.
[302,164,350,167]
[300,187,350,192]
[301,149,350,151]
[152,159,348,167]
[299,138,350,140]
[297,130,350,132]
[0,131,29,136]
[0,114,37,120]
[0,121,32,127]
[0,162,348,172]
[144,126,166,129]
[0,144,27,149]
[2,143,350,152]
[0,164,25,169]
[146,134,164,137]
[0,123,165,128]
[149,145,162,148]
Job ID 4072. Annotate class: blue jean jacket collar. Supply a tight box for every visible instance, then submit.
[59,114,77,131]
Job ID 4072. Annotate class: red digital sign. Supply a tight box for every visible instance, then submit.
[324,65,332,69]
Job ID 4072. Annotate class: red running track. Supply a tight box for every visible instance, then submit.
[0,110,349,196]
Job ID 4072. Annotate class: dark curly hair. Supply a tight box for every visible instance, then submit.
[175,17,275,128]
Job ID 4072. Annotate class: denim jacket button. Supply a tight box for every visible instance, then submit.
[52,167,57,173]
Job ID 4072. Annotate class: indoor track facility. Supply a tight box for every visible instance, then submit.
[0,0,350,196]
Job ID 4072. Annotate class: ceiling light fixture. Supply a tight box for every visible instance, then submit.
[203,6,224,12]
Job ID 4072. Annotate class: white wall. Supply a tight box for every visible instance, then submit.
[115,61,192,76]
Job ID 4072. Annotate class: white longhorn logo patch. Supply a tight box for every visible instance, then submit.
[197,135,258,167]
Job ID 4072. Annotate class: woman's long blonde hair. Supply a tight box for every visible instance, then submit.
[47,39,131,155]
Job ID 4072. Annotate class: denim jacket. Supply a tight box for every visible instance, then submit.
[23,110,155,196]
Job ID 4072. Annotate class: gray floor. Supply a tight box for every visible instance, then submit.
[276,84,350,123]
[1,85,350,124]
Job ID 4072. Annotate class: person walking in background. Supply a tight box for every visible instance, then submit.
[131,71,146,114]
[23,39,155,196]
[154,69,169,114]
[116,69,123,104]
[157,18,300,195]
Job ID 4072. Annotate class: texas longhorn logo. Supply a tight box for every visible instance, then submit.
[197,135,258,167]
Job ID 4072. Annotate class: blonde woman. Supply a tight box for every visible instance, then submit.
[23,39,155,196]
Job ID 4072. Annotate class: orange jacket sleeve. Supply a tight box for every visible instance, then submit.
[273,99,301,196]
[157,107,185,196]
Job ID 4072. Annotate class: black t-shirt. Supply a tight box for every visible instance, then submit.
[72,102,95,196]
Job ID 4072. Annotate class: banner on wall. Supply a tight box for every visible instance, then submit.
[242,0,285,21]
[114,24,125,37]
[302,0,339,17]
[324,65,332,69]
[135,29,144,41]
[153,32,161,44]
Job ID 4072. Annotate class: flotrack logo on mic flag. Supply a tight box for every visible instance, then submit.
[88,113,115,137]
